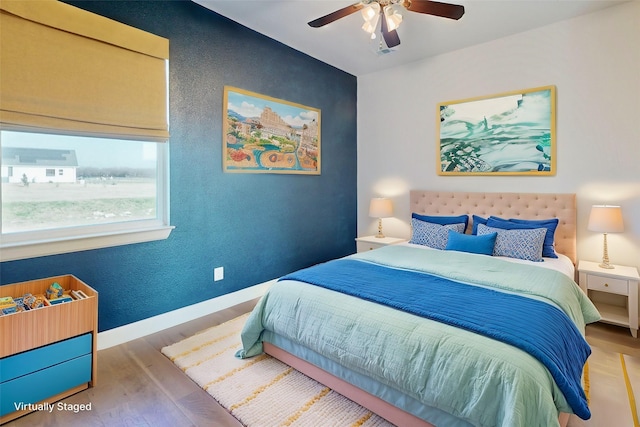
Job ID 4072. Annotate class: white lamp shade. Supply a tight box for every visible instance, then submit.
[588,205,624,233]
[369,198,393,218]
[361,2,380,21]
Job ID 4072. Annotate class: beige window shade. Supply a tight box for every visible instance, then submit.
[0,0,169,141]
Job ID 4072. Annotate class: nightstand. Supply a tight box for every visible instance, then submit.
[578,260,639,338]
[355,235,406,253]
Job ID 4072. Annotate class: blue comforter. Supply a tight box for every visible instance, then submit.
[281,257,591,419]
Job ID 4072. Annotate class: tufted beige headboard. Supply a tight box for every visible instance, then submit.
[410,191,577,264]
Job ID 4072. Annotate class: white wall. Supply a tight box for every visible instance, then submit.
[357,1,640,271]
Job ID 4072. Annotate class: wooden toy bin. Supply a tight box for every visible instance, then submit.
[0,275,98,424]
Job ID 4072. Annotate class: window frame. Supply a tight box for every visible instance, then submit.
[0,141,173,262]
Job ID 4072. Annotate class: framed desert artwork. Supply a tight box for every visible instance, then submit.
[437,85,556,175]
[223,86,321,174]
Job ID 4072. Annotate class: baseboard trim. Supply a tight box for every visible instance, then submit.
[97,279,275,350]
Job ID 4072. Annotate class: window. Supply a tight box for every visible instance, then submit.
[1,131,171,261]
[0,1,171,261]
[2,131,161,233]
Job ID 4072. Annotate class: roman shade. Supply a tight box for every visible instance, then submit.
[0,0,169,141]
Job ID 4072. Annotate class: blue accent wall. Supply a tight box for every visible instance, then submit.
[0,0,357,331]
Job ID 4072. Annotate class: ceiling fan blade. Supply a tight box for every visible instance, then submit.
[308,3,364,28]
[380,10,401,48]
[403,0,465,20]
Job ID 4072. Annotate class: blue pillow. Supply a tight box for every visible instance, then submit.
[477,224,546,262]
[486,217,559,258]
[412,213,469,233]
[471,215,488,235]
[445,230,497,255]
[409,218,465,249]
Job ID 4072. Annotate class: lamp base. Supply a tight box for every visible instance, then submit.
[599,233,615,269]
[375,218,385,238]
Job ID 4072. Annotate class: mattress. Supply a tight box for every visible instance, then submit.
[237,245,599,427]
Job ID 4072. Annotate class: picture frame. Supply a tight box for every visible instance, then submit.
[437,85,556,175]
[223,86,321,174]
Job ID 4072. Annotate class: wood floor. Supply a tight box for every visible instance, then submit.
[4,299,639,427]
[4,299,259,427]
[585,321,640,358]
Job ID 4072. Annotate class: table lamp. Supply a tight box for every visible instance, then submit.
[369,198,393,238]
[587,205,624,269]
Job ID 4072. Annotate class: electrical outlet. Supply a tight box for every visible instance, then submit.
[214,267,224,281]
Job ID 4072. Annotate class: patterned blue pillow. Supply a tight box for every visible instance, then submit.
[486,217,559,258]
[409,218,465,249]
[477,224,546,262]
[412,213,469,233]
[471,215,489,235]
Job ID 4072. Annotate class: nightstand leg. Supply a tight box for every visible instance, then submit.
[630,280,638,338]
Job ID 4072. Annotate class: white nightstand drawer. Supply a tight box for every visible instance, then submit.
[355,236,406,253]
[356,241,384,252]
[587,275,628,295]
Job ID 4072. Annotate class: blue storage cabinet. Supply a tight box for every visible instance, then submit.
[0,276,98,424]
[0,334,93,418]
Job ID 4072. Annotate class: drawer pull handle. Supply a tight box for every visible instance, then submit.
[605,283,609,287]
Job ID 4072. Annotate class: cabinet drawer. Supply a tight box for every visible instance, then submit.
[0,333,92,383]
[0,353,91,417]
[357,242,383,252]
[587,275,628,295]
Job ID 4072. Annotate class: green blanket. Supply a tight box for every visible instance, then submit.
[238,245,600,427]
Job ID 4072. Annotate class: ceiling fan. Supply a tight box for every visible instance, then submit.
[308,0,465,51]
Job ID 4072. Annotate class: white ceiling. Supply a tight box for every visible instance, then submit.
[193,0,628,77]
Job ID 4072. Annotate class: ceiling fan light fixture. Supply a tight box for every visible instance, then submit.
[384,5,403,32]
[307,0,464,52]
[361,19,378,34]
[369,17,397,55]
[361,2,381,33]
[361,2,380,21]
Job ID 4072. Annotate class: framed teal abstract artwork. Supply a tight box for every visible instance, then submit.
[437,85,556,175]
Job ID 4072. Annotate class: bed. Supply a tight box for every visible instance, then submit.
[236,191,601,427]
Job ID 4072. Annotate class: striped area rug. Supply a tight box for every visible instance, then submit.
[575,345,640,427]
[161,313,393,427]
[162,314,640,427]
